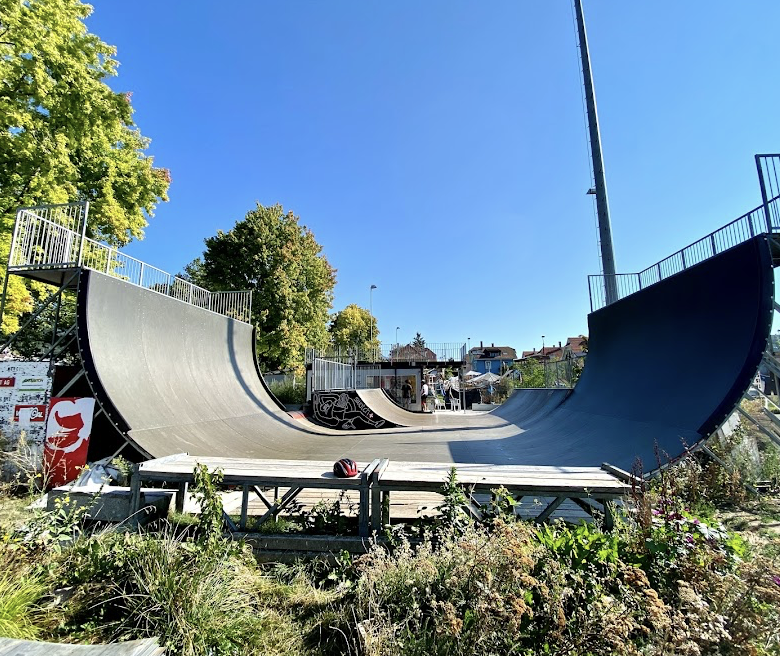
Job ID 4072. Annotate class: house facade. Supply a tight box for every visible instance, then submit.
[467,342,518,375]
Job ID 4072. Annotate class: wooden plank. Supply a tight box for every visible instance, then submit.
[370,458,390,532]
[0,638,164,656]
[601,462,644,485]
[379,470,626,486]
[378,464,627,487]
[377,480,627,496]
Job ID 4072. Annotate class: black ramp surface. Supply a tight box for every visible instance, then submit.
[77,235,774,471]
[350,388,571,429]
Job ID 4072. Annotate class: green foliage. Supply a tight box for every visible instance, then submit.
[511,358,545,388]
[186,203,335,372]
[56,529,268,656]
[434,467,470,535]
[0,0,170,335]
[329,303,379,355]
[412,332,425,348]
[13,491,93,553]
[306,492,354,534]
[268,378,306,405]
[535,520,620,572]
[191,464,224,550]
[109,455,133,486]
[479,486,519,523]
[0,559,44,640]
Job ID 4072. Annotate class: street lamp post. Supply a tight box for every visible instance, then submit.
[541,335,546,387]
[370,284,377,362]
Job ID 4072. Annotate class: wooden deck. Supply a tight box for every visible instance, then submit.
[133,454,635,537]
[0,638,163,656]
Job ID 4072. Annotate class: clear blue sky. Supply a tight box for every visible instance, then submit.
[87,1,780,354]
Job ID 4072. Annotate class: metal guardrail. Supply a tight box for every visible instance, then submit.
[312,357,354,391]
[8,203,253,323]
[306,342,467,365]
[588,195,780,311]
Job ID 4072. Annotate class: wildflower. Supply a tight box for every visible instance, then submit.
[772,575,780,587]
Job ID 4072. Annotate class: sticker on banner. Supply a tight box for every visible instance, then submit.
[45,398,96,453]
[13,404,46,423]
[19,377,46,392]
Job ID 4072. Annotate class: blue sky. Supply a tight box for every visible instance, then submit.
[87,1,780,354]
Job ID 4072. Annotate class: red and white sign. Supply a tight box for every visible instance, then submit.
[0,377,15,388]
[43,397,96,487]
[13,404,47,422]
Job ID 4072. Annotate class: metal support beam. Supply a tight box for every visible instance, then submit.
[535,496,566,523]
[0,270,78,353]
[56,368,85,397]
[700,443,758,495]
[736,404,780,449]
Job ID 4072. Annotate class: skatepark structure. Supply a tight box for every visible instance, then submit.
[2,156,779,496]
[72,229,772,474]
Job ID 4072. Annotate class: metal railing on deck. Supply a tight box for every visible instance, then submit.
[8,203,252,323]
[306,342,467,365]
[312,357,354,390]
[588,195,780,311]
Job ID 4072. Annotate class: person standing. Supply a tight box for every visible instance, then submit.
[401,379,412,409]
[420,381,429,412]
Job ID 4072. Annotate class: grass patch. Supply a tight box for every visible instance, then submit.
[0,560,45,640]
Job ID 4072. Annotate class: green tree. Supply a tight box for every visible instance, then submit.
[0,0,170,335]
[412,332,426,348]
[329,304,379,355]
[511,358,545,389]
[186,203,335,372]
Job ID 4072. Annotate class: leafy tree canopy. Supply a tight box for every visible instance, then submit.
[510,359,545,389]
[412,332,426,348]
[186,203,336,372]
[0,0,170,335]
[329,304,379,355]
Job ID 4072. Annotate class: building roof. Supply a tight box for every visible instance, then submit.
[519,337,587,361]
[468,345,517,360]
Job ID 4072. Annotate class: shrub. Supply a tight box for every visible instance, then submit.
[322,520,665,656]
[268,379,306,405]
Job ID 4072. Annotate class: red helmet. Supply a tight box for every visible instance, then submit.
[333,458,358,478]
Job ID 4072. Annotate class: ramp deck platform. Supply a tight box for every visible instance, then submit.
[134,454,632,535]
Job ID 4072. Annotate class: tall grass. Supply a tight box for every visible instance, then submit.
[58,528,269,656]
[0,566,45,640]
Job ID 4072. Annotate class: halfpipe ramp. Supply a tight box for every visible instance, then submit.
[76,235,774,472]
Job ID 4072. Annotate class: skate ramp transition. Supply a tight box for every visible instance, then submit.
[76,235,774,472]
[310,388,572,430]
